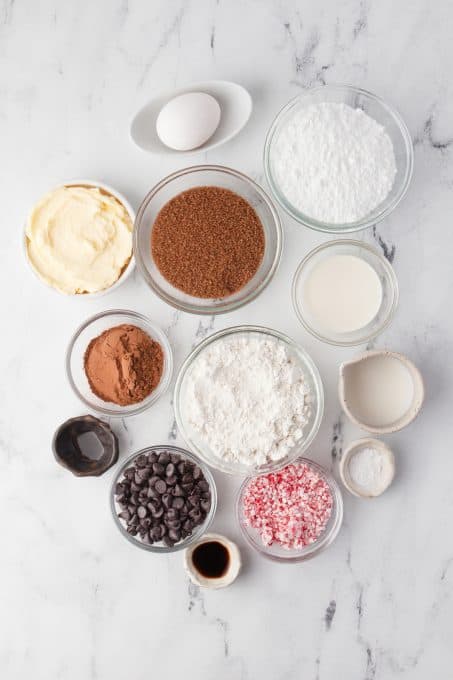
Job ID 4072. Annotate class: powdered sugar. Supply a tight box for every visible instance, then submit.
[242,462,333,549]
[184,334,312,467]
[272,102,397,224]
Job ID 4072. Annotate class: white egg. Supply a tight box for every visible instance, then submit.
[156,92,221,151]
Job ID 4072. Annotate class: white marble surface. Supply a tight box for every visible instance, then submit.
[1,1,452,678]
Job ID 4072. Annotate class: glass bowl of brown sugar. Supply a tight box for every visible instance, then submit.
[134,165,283,314]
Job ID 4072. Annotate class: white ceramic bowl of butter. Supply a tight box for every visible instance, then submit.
[24,179,135,297]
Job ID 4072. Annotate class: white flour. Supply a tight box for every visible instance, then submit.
[184,335,312,467]
[273,102,397,223]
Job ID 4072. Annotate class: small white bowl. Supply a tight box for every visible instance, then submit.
[130,80,252,155]
[184,533,241,589]
[24,179,135,298]
[339,350,424,434]
[339,438,395,498]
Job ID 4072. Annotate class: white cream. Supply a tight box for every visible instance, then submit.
[300,254,382,334]
[343,354,415,428]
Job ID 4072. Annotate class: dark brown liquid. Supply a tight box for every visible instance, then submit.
[192,541,230,579]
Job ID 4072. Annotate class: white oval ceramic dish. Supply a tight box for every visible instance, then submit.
[130,80,252,154]
[23,179,135,298]
[339,350,424,434]
[339,438,395,498]
[184,533,241,589]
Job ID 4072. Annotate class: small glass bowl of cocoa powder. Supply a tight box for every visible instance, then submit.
[134,165,283,315]
[66,309,173,417]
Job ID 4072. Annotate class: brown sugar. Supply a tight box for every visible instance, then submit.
[151,186,265,298]
[84,324,163,406]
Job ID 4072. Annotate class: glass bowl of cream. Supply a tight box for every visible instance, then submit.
[264,84,413,233]
[292,240,399,347]
[24,180,135,296]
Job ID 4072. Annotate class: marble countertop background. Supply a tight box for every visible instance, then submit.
[1,1,452,678]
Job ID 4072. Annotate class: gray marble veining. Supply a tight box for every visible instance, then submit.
[1,0,452,678]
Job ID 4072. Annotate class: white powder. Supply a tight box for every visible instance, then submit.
[273,102,397,224]
[347,446,394,496]
[184,335,312,467]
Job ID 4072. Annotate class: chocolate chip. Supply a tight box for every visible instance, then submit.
[170,453,180,464]
[173,484,184,497]
[168,528,181,542]
[198,480,209,492]
[163,535,175,547]
[172,497,185,510]
[177,461,186,475]
[166,475,177,486]
[118,510,130,521]
[193,466,202,480]
[137,506,147,519]
[158,452,170,465]
[166,508,179,520]
[135,454,148,468]
[155,479,167,494]
[151,506,164,519]
[162,493,173,509]
[152,462,165,475]
[200,498,211,513]
[150,527,161,542]
[165,463,175,477]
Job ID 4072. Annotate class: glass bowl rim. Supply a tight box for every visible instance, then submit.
[236,456,344,562]
[174,324,325,476]
[133,164,283,315]
[110,444,218,554]
[263,83,414,234]
[65,308,173,417]
[291,238,399,347]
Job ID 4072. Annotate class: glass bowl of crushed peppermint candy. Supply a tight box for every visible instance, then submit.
[236,458,343,562]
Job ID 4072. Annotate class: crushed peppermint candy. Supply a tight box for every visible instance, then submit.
[242,462,333,550]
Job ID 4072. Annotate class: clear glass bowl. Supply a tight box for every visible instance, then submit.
[236,457,343,562]
[133,165,283,315]
[174,325,324,476]
[66,309,173,417]
[264,84,414,233]
[292,239,399,346]
[110,445,217,554]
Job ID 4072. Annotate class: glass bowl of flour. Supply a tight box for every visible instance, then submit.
[264,84,413,233]
[174,325,324,476]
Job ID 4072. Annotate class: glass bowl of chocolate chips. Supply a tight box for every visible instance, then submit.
[110,445,217,553]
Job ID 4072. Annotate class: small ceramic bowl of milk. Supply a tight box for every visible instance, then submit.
[292,240,398,346]
[339,350,424,434]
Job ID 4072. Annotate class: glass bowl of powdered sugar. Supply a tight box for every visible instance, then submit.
[264,84,413,233]
[174,325,324,476]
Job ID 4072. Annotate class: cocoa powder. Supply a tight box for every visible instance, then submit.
[84,324,163,406]
[151,186,265,298]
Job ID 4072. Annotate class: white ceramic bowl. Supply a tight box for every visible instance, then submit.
[24,179,135,297]
[339,438,395,498]
[339,350,424,434]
